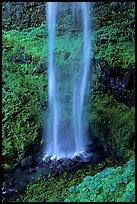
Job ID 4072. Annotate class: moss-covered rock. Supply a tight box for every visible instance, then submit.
[89,93,135,159]
[89,2,135,160]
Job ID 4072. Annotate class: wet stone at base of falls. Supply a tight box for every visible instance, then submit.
[2,145,106,202]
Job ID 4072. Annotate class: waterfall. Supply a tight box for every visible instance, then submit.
[43,2,91,160]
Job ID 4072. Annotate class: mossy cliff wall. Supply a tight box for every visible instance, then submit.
[2,2,135,32]
[2,2,45,30]
[90,2,135,160]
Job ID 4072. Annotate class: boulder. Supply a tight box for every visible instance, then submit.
[35,167,52,179]
[8,55,28,64]
[62,158,70,168]
[20,155,34,168]
[2,188,18,202]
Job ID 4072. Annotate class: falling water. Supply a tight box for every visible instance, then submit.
[43,2,91,160]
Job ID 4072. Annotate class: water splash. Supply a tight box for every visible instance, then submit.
[43,2,91,159]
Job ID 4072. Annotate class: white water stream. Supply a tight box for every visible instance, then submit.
[43,2,91,160]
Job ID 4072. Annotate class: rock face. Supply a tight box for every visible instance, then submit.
[94,58,135,107]
[2,2,134,32]
[2,2,45,30]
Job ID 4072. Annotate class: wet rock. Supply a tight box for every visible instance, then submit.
[39,157,50,167]
[86,137,106,162]
[19,177,30,188]
[125,64,135,89]
[7,191,18,201]
[8,55,28,64]
[95,58,135,107]
[62,158,71,168]
[56,158,63,166]
[29,167,38,173]
[49,161,56,171]
[2,188,18,201]
[12,163,20,171]
[123,71,130,88]
[20,155,34,168]
[90,153,102,163]
[14,168,31,188]
[56,163,63,172]
[35,167,52,178]
[72,156,79,164]
[40,162,49,169]
[2,180,12,189]
[15,167,23,179]
[2,149,104,202]
[53,169,60,176]
[69,159,76,167]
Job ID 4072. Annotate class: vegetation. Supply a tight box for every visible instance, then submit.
[2,2,135,202]
[89,93,135,159]
[92,2,135,69]
[16,157,119,202]
[65,160,135,202]
[2,27,47,166]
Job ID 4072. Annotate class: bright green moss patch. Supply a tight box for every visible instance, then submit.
[2,64,46,163]
[65,160,135,202]
[2,29,47,164]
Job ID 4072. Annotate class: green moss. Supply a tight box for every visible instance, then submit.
[2,29,47,164]
[93,2,135,69]
[89,93,135,159]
